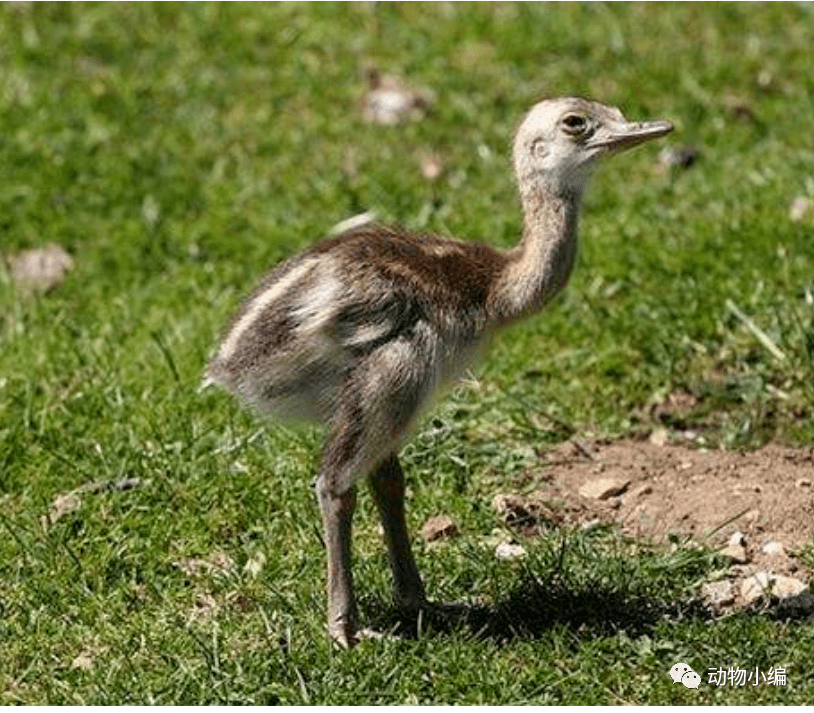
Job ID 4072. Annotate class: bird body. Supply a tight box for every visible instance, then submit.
[209,228,496,419]
[206,98,672,646]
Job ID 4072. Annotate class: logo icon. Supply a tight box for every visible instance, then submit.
[670,662,701,689]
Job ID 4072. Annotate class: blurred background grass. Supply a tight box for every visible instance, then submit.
[1,2,813,704]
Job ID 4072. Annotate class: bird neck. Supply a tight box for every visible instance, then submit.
[489,183,581,324]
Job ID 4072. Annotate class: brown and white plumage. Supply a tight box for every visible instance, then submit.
[206,97,672,646]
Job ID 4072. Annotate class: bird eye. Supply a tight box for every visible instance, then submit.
[561,114,588,135]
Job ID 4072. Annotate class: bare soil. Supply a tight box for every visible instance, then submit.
[502,437,814,605]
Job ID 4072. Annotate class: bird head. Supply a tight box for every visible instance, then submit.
[513,97,673,197]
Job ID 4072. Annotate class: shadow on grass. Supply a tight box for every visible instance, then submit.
[365,576,814,645]
[764,591,814,623]
[363,573,713,645]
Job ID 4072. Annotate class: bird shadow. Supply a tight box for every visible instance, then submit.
[361,573,713,645]
[363,575,814,645]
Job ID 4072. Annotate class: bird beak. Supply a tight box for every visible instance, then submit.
[589,119,673,153]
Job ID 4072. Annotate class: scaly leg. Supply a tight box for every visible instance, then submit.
[369,453,426,610]
[316,474,359,647]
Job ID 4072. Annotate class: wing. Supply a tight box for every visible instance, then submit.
[334,295,425,352]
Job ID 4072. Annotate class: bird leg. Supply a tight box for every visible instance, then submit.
[369,453,426,610]
[315,338,435,644]
[315,473,359,647]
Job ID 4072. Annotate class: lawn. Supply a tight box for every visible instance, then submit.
[1,2,813,704]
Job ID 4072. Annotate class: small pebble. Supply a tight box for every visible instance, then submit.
[770,575,809,600]
[7,243,74,293]
[701,579,735,609]
[495,542,527,560]
[579,477,630,500]
[761,540,785,557]
[720,544,749,564]
[729,531,746,547]
[741,571,773,603]
[742,571,808,603]
[421,514,458,542]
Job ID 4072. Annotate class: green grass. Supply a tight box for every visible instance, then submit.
[2,2,814,704]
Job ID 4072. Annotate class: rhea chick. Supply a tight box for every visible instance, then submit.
[206,98,672,646]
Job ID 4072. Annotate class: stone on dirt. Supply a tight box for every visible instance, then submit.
[421,515,458,542]
[720,544,749,564]
[728,531,746,547]
[701,580,735,609]
[741,571,808,604]
[578,477,630,500]
[761,540,786,557]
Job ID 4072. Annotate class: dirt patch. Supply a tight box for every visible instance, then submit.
[499,438,814,610]
[541,439,814,552]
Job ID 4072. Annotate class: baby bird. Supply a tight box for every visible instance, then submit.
[206,97,672,646]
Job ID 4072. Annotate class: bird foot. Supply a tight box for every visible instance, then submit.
[328,615,361,648]
[331,625,400,647]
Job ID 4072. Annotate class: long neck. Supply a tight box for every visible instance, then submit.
[488,183,581,324]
